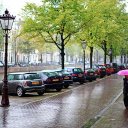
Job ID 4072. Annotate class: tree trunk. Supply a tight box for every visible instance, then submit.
[40,53,43,63]
[90,46,93,69]
[124,54,126,64]
[103,42,107,64]
[50,52,53,63]
[60,40,65,69]
[109,45,113,64]
[28,54,30,64]
[121,54,123,64]
[110,55,112,64]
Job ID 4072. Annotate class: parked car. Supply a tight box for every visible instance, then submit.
[0,61,4,67]
[37,70,64,92]
[92,65,100,78]
[64,67,85,84]
[18,63,29,67]
[84,68,96,82]
[7,63,16,67]
[104,64,114,75]
[0,72,45,97]
[111,63,119,73]
[94,64,106,78]
[53,69,73,88]
[118,64,126,71]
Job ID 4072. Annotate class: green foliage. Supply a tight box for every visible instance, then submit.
[20,0,86,48]
[19,0,128,62]
[17,41,34,54]
[76,0,128,57]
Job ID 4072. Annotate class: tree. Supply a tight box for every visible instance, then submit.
[76,0,128,66]
[20,0,87,69]
[94,0,128,64]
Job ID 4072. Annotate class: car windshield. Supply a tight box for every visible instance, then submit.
[55,71,63,76]
[24,73,40,80]
[73,68,83,73]
[106,64,111,68]
[62,70,69,74]
[43,72,58,77]
[98,65,106,68]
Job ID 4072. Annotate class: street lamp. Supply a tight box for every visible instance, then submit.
[81,41,86,72]
[0,9,15,107]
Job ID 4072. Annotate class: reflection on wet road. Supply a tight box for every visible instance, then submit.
[0,75,125,128]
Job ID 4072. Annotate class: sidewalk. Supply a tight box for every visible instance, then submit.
[90,93,128,128]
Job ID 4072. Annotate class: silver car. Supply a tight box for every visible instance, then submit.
[0,72,45,97]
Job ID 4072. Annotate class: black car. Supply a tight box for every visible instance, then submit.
[38,70,64,92]
[118,64,126,71]
[111,63,119,73]
[53,69,73,88]
[84,68,96,82]
[64,67,85,84]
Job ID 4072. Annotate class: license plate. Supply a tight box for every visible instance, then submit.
[32,82,39,85]
[78,74,83,77]
[53,79,59,82]
[90,73,93,75]
[64,76,69,80]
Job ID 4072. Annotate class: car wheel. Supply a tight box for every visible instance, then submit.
[16,87,25,97]
[37,90,45,96]
[64,84,69,88]
[100,75,104,78]
[56,88,62,92]
[79,81,84,84]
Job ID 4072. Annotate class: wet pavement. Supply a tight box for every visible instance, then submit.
[0,74,126,128]
[91,95,128,128]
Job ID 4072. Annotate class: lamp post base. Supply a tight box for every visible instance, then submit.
[1,84,10,107]
[0,104,10,107]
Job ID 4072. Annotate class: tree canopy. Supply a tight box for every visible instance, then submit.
[19,0,128,66]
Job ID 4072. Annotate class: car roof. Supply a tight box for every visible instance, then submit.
[8,72,37,75]
[64,67,81,69]
[39,70,56,72]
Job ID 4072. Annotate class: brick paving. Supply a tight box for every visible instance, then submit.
[0,75,125,128]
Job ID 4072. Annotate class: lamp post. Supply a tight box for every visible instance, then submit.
[0,9,15,107]
[81,41,86,72]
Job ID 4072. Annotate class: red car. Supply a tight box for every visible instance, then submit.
[93,65,106,78]
[84,68,97,82]
[104,64,114,75]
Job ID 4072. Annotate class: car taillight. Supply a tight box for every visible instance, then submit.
[23,81,31,86]
[84,71,87,75]
[60,77,63,81]
[72,74,78,77]
[46,78,52,83]
[39,80,42,85]
[98,69,101,72]
[69,76,72,79]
